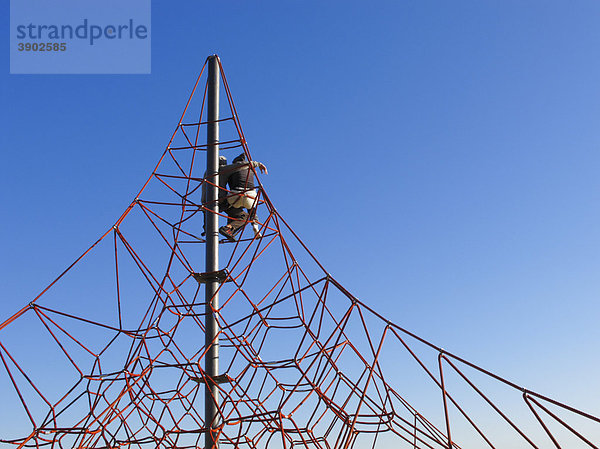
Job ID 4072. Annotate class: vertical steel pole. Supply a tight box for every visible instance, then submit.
[205,54,220,449]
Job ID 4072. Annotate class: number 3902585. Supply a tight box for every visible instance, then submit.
[18,43,67,51]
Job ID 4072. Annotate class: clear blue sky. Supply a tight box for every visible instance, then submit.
[1,0,599,444]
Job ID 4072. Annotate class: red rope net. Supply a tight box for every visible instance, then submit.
[1,58,598,449]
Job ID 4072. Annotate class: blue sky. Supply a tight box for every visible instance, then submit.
[1,0,600,444]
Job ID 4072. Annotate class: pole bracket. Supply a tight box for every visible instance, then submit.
[190,373,232,385]
[193,269,230,284]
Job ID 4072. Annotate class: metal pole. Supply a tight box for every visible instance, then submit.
[205,54,220,449]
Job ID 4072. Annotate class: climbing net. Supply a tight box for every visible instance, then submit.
[1,58,598,449]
